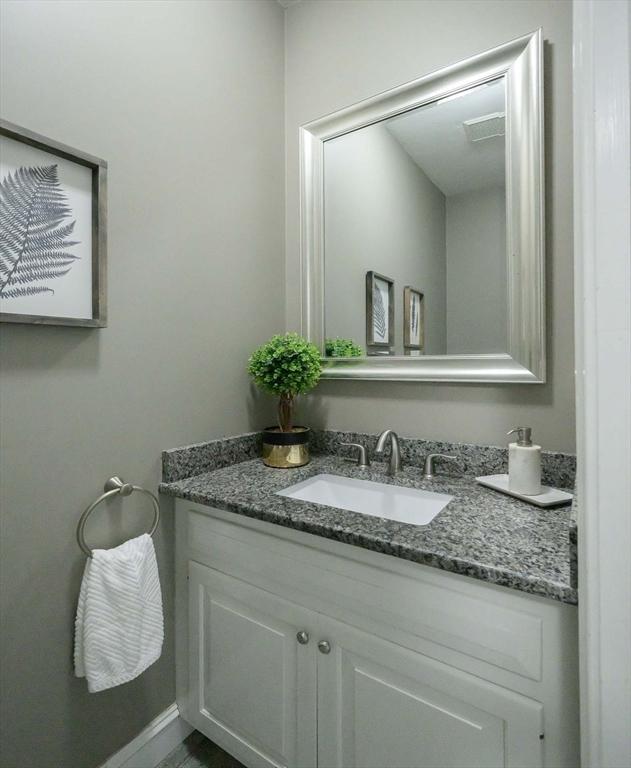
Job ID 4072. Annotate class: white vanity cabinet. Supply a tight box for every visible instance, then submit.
[314,613,544,768]
[175,500,579,768]
[187,561,317,768]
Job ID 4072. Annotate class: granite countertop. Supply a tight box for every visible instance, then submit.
[161,453,577,605]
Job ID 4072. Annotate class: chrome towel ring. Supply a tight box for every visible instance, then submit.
[77,476,160,557]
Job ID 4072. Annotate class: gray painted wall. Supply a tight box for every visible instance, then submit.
[285,0,575,452]
[446,186,507,353]
[0,2,576,765]
[324,122,447,355]
[0,2,284,767]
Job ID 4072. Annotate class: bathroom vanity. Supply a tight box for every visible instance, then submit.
[160,27,579,766]
[162,435,578,768]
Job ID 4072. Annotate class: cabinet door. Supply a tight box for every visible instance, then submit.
[188,561,317,768]
[316,616,544,768]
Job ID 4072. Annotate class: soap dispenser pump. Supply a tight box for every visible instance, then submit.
[507,427,542,496]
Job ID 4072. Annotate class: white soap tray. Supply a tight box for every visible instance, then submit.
[476,474,573,508]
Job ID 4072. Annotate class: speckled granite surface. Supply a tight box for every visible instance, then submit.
[163,428,576,487]
[162,432,262,483]
[161,452,577,605]
[569,495,579,589]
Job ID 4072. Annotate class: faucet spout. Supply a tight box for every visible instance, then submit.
[375,430,402,476]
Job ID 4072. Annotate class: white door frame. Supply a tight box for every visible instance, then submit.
[573,1,631,766]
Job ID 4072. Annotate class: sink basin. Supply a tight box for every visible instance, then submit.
[277,473,452,526]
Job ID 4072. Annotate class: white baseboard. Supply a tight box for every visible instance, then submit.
[100,702,194,768]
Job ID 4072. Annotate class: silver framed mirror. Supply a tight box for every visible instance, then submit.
[300,30,544,383]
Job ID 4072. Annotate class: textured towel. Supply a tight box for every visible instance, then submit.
[74,533,163,692]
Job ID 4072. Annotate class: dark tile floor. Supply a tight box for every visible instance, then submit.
[157,731,245,768]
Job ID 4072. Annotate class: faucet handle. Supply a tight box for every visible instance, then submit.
[340,442,370,468]
[423,453,458,480]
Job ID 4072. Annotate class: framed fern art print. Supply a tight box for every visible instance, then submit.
[0,120,107,327]
[403,285,424,355]
[365,271,394,353]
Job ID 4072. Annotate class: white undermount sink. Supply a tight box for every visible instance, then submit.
[277,473,453,526]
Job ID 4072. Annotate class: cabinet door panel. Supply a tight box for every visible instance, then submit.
[188,561,317,768]
[349,664,504,768]
[204,599,288,754]
[318,617,543,768]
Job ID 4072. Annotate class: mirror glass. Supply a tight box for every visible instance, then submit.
[323,77,507,357]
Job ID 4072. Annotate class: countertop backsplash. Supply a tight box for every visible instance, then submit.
[163,428,576,490]
[310,429,576,489]
[162,431,262,483]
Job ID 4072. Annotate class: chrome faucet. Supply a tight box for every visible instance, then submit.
[375,429,402,476]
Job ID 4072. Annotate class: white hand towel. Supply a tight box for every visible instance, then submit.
[74,533,163,693]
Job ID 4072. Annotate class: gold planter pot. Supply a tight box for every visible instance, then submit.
[262,427,310,468]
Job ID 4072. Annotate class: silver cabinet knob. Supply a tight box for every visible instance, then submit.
[296,630,309,645]
[317,639,331,654]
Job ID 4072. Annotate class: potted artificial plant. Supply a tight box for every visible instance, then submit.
[248,333,321,468]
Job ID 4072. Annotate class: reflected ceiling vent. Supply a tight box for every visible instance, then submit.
[463,112,505,142]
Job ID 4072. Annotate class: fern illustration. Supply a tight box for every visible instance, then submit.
[373,285,387,340]
[0,164,80,299]
[411,294,418,337]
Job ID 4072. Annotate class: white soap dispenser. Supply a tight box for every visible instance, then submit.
[507,427,542,496]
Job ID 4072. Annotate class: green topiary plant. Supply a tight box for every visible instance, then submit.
[325,337,363,358]
[248,333,322,432]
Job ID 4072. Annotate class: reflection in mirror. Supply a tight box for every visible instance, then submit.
[324,78,507,357]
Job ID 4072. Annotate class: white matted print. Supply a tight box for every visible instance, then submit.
[366,271,394,349]
[0,121,107,326]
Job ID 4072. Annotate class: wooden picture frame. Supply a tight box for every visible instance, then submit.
[366,271,394,351]
[403,286,424,353]
[0,119,107,327]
